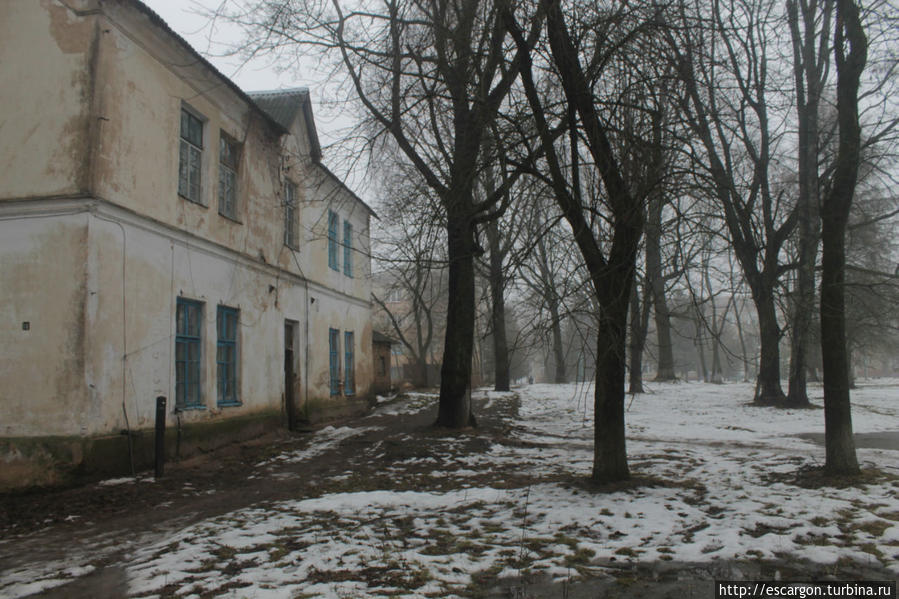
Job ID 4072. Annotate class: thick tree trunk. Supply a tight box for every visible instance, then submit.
[820,0,865,475]
[821,229,858,473]
[594,290,631,482]
[486,221,510,391]
[754,290,787,404]
[437,213,477,428]
[412,356,429,388]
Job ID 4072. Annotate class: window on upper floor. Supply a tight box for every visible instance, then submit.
[178,108,204,204]
[284,181,299,249]
[218,133,240,220]
[328,210,339,271]
[343,220,353,278]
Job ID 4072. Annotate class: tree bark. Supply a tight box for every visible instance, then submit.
[486,220,511,391]
[628,282,649,394]
[594,287,631,482]
[437,210,477,428]
[753,290,787,404]
[820,0,866,475]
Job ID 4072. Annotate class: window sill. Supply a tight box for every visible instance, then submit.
[217,400,242,408]
[176,404,206,412]
[178,193,207,208]
[218,212,243,225]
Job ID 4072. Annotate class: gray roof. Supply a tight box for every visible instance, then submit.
[248,89,322,161]
[128,0,287,136]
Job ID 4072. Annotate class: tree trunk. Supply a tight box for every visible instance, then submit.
[734,298,752,382]
[694,314,709,383]
[437,211,477,428]
[628,282,647,394]
[594,289,631,482]
[820,0,865,475]
[414,356,429,388]
[705,265,725,384]
[486,221,510,391]
[550,299,567,383]
[753,290,786,404]
[786,0,828,408]
[821,221,859,473]
[537,235,567,383]
[646,190,676,381]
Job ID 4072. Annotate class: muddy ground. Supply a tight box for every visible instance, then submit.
[1,393,895,598]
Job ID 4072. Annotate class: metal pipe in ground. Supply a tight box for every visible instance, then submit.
[155,396,166,479]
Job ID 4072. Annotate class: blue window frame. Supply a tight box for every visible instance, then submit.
[329,328,341,395]
[343,221,353,278]
[216,306,239,406]
[344,331,355,396]
[328,210,339,271]
[175,298,203,409]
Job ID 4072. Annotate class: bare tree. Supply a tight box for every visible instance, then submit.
[506,0,672,481]
[371,168,447,388]
[669,0,800,405]
[785,0,833,406]
[228,0,544,426]
[819,0,867,474]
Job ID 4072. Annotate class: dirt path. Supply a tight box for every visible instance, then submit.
[1,392,896,598]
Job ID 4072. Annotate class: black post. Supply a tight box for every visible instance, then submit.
[155,396,166,479]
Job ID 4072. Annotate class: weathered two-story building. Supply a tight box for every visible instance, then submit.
[0,0,375,489]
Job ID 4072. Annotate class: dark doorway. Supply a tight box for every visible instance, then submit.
[285,320,299,430]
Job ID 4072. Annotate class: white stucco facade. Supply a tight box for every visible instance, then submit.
[0,0,374,487]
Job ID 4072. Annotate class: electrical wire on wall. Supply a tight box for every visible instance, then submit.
[91,208,135,476]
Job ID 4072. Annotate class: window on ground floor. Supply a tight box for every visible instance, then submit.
[216,305,240,406]
[329,327,341,396]
[176,298,204,409]
[344,331,355,396]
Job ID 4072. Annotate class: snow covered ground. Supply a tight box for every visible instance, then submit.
[2,380,897,598]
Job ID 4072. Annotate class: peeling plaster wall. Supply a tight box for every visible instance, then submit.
[0,208,90,437]
[0,0,99,198]
[0,0,374,453]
